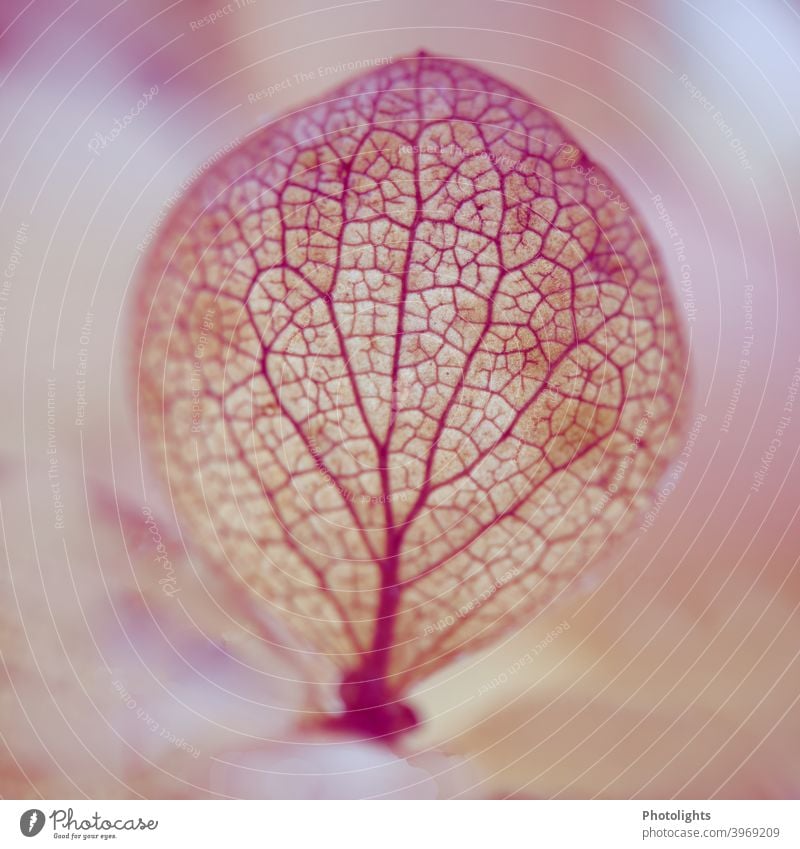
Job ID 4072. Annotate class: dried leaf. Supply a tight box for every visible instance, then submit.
[135,53,687,732]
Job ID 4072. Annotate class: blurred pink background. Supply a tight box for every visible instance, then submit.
[0,0,798,798]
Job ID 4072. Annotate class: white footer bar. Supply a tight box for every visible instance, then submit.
[2,799,797,848]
